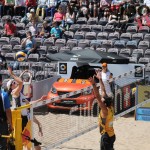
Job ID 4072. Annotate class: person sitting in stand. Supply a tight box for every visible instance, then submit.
[14,0,26,17]
[21,31,37,56]
[4,0,15,16]
[36,0,48,19]
[29,9,41,23]
[29,20,38,37]
[38,21,51,38]
[3,19,16,37]
[53,7,65,27]
[142,7,150,27]
[25,0,37,12]
[50,21,63,40]
[65,6,75,30]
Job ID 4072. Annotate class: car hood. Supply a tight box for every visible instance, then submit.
[53,78,92,92]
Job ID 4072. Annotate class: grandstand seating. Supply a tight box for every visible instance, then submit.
[0,1,149,81]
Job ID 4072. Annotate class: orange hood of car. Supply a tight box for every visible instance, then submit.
[53,78,92,92]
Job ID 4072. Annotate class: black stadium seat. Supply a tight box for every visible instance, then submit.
[81,25,91,32]
[96,47,107,52]
[143,34,150,41]
[138,57,150,64]
[55,39,66,49]
[69,24,81,33]
[97,32,108,40]
[35,71,48,81]
[44,63,57,72]
[47,46,59,54]
[119,49,131,57]
[37,46,47,55]
[91,25,103,34]
[78,39,90,49]
[27,54,39,62]
[108,32,119,42]
[144,49,150,58]
[76,17,87,24]
[120,33,131,43]
[59,46,71,52]
[128,57,138,64]
[85,32,96,40]
[126,40,138,49]
[5,53,16,62]
[90,40,101,49]
[101,40,113,50]
[138,41,150,51]
[10,37,20,47]
[12,45,22,53]
[74,31,85,40]
[43,38,55,48]
[67,39,78,49]
[87,17,98,25]
[31,62,44,72]
[114,40,126,50]
[19,62,31,70]
[72,47,82,51]
[107,48,119,55]
[132,33,143,43]
[1,45,12,54]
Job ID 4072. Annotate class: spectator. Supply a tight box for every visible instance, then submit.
[4,0,15,16]
[29,20,38,36]
[46,0,58,17]
[0,0,5,16]
[25,0,36,11]
[39,21,51,38]
[98,63,113,98]
[107,8,118,25]
[4,19,16,37]
[65,6,75,30]
[0,74,13,150]
[29,9,41,23]
[36,0,48,19]
[89,75,115,150]
[21,31,37,56]
[78,0,89,19]
[0,52,6,70]
[99,0,112,18]
[117,8,129,32]
[141,7,150,27]
[14,0,26,17]
[50,21,63,39]
[53,7,65,27]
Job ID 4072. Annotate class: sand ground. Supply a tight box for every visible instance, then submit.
[52,117,150,150]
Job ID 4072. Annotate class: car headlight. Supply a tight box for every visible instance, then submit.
[51,86,57,94]
[83,89,92,95]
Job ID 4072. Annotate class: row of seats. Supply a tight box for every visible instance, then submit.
[1,69,57,81]
[4,49,150,64]
[0,32,150,47]
[0,62,58,81]
[69,24,150,34]
[0,37,150,53]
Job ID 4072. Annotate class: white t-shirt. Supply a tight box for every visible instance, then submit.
[99,71,113,97]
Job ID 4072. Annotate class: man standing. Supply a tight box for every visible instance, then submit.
[0,74,13,149]
[89,74,116,150]
[99,63,113,98]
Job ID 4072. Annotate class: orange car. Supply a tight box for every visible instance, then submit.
[47,65,102,112]
[47,78,96,111]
